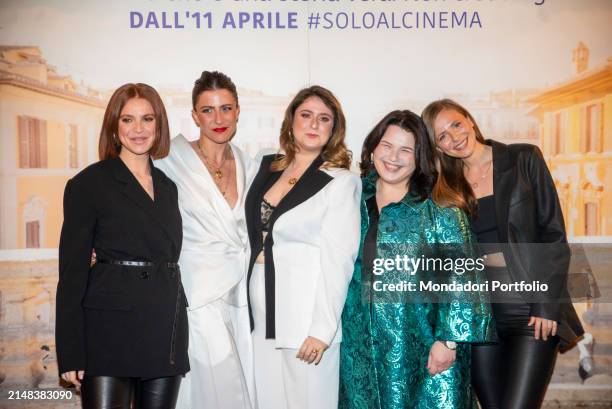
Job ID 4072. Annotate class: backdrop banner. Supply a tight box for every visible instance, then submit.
[0,0,611,407]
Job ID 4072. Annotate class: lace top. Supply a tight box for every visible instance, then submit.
[261,198,276,232]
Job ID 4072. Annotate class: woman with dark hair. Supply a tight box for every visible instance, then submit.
[56,83,189,408]
[244,85,361,409]
[422,99,584,409]
[156,70,258,409]
[339,110,494,409]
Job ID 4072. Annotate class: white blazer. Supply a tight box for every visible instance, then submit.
[245,154,361,349]
[156,134,259,309]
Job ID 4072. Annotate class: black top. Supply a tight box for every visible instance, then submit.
[362,196,380,288]
[471,195,502,254]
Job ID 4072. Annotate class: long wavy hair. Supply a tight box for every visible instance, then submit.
[271,85,351,171]
[360,110,436,202]
[421,99,486,216]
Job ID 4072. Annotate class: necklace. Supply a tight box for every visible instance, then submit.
[194,141,233,197]
[196,141,231,180]
[285,157,316,186]
[217,167,231,197]
[465,159,492,189]
[285,166,304,186]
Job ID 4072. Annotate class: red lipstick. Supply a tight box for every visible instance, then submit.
[213,127,228,133]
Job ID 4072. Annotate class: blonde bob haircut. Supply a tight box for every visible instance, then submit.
[271,85,351,171]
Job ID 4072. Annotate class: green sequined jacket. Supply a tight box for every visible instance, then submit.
[339,173,496,409]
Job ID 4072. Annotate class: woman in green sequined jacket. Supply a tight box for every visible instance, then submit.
[339,110,495,409]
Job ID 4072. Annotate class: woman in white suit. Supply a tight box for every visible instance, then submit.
[156,71,258,409]
[245,85,361,409]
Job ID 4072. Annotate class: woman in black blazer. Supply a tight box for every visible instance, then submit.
[422,99,584,409]
[55,83,189,409]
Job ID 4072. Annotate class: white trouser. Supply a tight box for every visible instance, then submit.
[250,263,340,409]
[176,292,254,409]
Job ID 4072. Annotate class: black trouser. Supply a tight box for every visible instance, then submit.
[471,266,559,409]
[81,375,182,409]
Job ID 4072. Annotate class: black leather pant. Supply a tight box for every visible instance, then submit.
[81,375,182,409]
[471,267,559,409]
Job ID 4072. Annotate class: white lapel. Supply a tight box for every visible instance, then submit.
[170,135,244,248]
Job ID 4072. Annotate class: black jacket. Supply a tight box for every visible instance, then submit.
[489,140,584,349]
[55,157,189,377]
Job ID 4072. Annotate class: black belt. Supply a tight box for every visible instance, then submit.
[97,259,179,268]
[96,258,183,366]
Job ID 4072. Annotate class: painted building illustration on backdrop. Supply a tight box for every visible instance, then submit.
[448,89,541,146]
[529,43,612,238]
[0,45,105,392]
[0,46,290,391]
[1,42,611,405]
[527,44,612,397]
[0,45,106,250]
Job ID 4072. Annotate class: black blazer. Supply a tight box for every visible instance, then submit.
[55,157,189,377]
[489,140,584,349]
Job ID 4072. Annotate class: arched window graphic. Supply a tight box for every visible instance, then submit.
[68,124,79,168]
[581,182,603,237]
[580,103,603,154]
[584,202,598,236]
[23,197,47,248]
[25,221,40,248]
[18,116,48,168]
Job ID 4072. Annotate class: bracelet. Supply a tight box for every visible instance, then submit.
[442,340,457,350]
